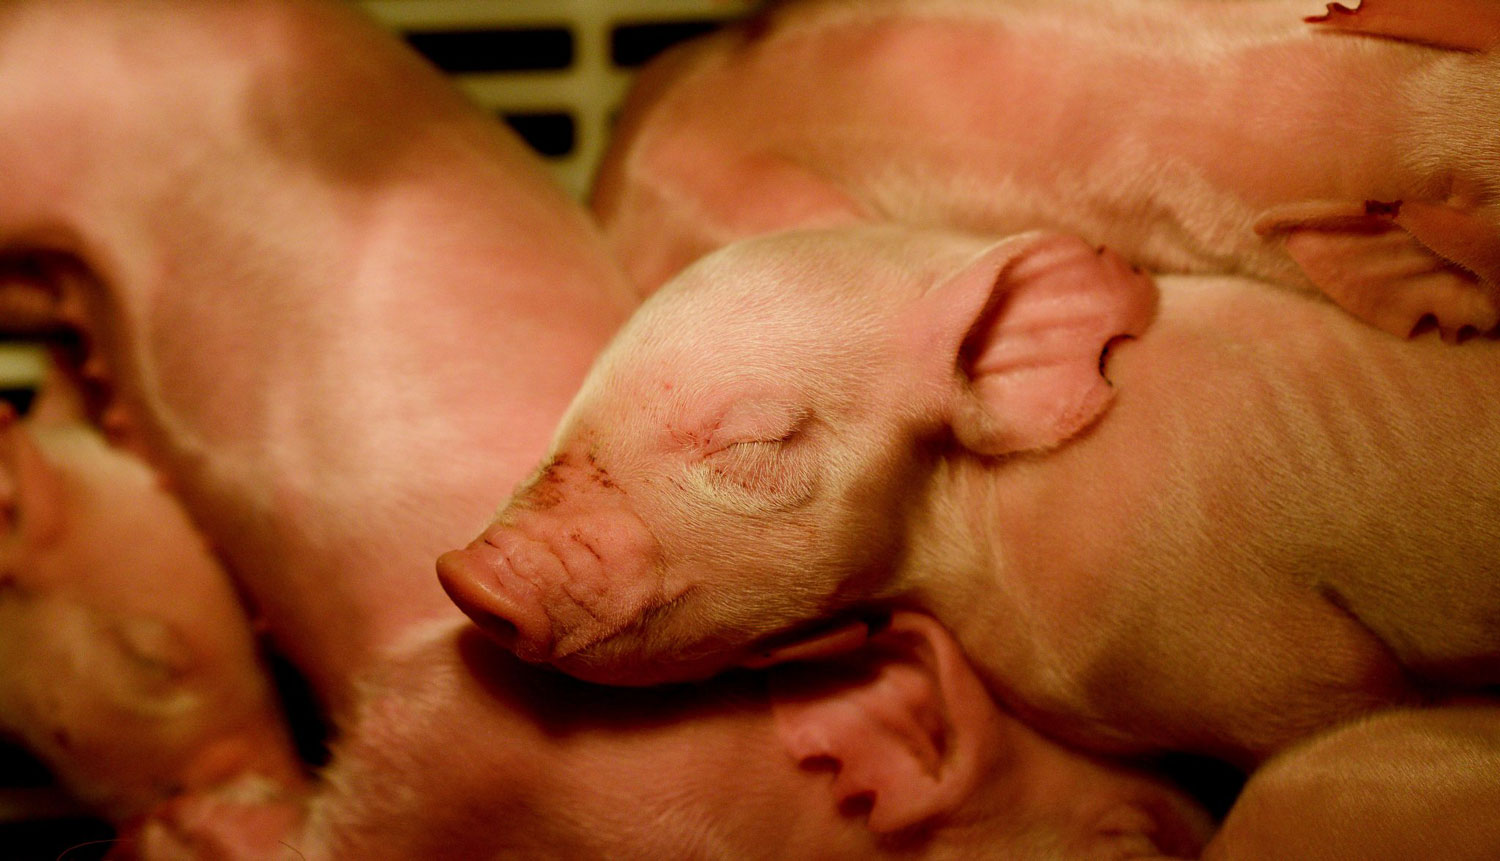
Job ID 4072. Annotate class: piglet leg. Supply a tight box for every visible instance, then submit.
[1204,704,1500,859]
[1255,199,1500,339]
[1308,0,1500,52]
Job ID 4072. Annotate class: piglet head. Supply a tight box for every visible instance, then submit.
[440,225,1156,685]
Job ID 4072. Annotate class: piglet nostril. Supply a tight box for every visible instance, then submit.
[469,609,521,650]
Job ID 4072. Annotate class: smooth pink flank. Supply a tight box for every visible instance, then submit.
[0,0,635,717]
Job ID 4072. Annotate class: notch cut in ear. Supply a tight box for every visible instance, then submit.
[913,232,1157,457]
[765,612,998,836]
[766,611,1217,854]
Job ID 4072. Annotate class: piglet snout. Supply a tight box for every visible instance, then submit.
[437,504,663,666]
[437,535,556,660]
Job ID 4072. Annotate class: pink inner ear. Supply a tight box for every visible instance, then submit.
[951,236,1157,455]
[743,618,871,669]
[965,355,1120,453]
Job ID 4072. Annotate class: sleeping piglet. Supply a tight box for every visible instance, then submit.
[441,224,1500,767]
[593,0,1500,339]
[0,379,305,827]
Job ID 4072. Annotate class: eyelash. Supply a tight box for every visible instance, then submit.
[711,439,782,483]
[704,427,820,503]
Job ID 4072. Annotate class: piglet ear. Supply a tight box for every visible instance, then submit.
[0,404,66,550]
[914,232,1157,457]
[767,612,998,835]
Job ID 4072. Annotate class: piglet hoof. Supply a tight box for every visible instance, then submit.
[1259,199,1500,341]
[1307,0,1500,52]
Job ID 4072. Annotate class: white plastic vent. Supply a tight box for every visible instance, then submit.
[360,0,759,198]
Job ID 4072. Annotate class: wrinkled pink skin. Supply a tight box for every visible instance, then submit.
[592,0,1500,339]
[0,374,306,828]
[443,224,1500,772]
[0,0,635,718]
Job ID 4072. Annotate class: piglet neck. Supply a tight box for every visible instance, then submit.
[893,452,1023,637]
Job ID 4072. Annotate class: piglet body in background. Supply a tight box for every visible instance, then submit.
[0,0,636,718]
[0,393,305,827]
[594,0,1500,339]
[442,224,1500,768]
[1,0,647,853]
[1204,705,1500,860]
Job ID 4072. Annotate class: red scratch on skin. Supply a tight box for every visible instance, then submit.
[567,529,604,562]
[526,455,569,510]
[583,450,620,489]
[674,416,724,453]
[668,425,713,450]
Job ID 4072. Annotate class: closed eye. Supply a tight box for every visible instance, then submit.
[702,400,809,455]
[701,424,817,506]
[711,437,784,474]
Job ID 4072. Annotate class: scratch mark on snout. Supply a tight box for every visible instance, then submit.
[567,528,604,563]
[560,580,608,625]
[527,439,632,512]
[584,450,620,490]
[559,583,701,661]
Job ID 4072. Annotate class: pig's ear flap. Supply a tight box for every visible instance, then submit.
[767,612,1002,835]
[913,232,1157,457]
[0,404,66,551]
